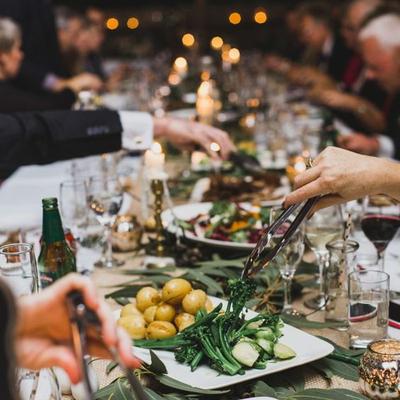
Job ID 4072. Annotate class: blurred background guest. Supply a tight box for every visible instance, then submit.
[0,0,102,95]
[339,12,400,158]
[0,17,76,112]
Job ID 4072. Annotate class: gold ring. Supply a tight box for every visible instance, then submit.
[306,157,314,168]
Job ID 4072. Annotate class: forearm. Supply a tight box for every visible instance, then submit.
[344,96,386,133]
[381,160,400,201]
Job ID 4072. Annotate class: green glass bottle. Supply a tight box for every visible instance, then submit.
[38,197,76,288]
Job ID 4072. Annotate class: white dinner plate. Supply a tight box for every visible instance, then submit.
[121,297,333,390]
[162,201,282,250]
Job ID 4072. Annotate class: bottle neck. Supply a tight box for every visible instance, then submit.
[42,208,65,244]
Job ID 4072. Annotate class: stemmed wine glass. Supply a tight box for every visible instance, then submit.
[305,206,343,310]
[87,176,123,268]
[270,208,305,315]
[361,195,400,270]
[59,179,88,272]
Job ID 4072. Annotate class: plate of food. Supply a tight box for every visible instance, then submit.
[116,278,333,390]
[162,201,281,250]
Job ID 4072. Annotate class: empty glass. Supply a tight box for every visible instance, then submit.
[0,243,40,296]
[325,239,359,324]
[305,206,343,309]
[87,176,123,268]
[348,270,389,349]
[270,207,305,316]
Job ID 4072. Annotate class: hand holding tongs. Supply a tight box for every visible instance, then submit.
[67,291,149,400]
[242,196,320,278]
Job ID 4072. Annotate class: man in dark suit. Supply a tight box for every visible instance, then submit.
[0,0,102,93]
[0,110,235,179]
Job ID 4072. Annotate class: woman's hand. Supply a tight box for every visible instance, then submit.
[284,147,398,210]
[154,117,236,159]
[15,274,140,384]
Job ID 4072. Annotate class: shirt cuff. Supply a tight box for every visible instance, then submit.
[377,134,395,159]
[119,111,153,151]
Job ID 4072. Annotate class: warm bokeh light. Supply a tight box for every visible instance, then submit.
[174,57,188,69]
[229,12,242,25]
[182,33,195,47]
[151,142,163,154]
[168,73,181,86]
[106,17,119,30]
[201,71,211,81]
[127,17,139,29]
[221,43,231,53]
[254,10,268,24]
[228,48,241,63]
[210,36,223,50]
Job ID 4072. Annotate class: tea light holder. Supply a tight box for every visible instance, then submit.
[359,339,400,399]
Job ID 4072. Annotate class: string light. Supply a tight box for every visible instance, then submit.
[127,17,139,29]
[174,57,188,69]
[254,10,268,24]
[228,48,240,63]
[106,17,119,30]
[182,33,195,47]
[229,12,241,25]
[210,36,223,50]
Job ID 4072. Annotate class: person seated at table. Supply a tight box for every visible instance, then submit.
[285,146,400,211]
[308,0,386,134]
[0,0,103,95]
[337,13,400,159]
[0,273,140,398]
[0,17,88,112]
[0,108,235,179]
[287,1,353,87]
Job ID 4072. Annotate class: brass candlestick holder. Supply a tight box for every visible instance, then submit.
[151,179,166,257]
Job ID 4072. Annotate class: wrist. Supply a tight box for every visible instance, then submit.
[153,117,169,138]
[382,160,400,200]
[15,296,39,338]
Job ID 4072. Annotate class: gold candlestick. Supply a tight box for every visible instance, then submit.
[151,179,165,257]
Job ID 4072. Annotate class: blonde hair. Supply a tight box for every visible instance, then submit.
[0,18,21,53]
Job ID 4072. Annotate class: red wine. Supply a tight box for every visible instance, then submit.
[361,214,400,252]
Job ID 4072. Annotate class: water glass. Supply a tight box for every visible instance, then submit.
[0,243,40,296]
[348,270,389,349]
[325,239,359,324]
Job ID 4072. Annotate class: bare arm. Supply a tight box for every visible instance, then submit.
[284,147,400,211]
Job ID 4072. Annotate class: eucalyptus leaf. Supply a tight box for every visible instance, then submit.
[280,388,368,399]
[310,358,359,382]
[93,379,132,400]
[317,336,365,358]
[184,271,224,295]
[281,314,348,330]
[115,297,131,306]
[264,368,305,392]
[310,359,334,381]
[154,375,230,395]
[106,360,119,375]
[252,381,277,397]
[194,258,246,268]
[145,388,168,400]
[122,266,177,275]
[146,350,168,375]
[105,286,145,299]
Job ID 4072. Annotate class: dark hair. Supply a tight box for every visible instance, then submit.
[297,1,334,29]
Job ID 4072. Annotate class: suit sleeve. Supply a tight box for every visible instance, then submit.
[0,110,122,178]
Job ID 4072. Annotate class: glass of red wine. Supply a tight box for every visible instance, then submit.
[361,195,400,270]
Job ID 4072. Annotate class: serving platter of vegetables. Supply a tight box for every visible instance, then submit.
[162,200,281,250]
[116,278,333,389]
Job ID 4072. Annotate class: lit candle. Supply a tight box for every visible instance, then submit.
[144,142,166,179]
[173,56,188,78]
[196,81,215,124]
[191,151,208,170]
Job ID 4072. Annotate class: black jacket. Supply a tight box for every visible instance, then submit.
[0,81,76,112]
[0,110,122,178]
[385,93,400,160]
[319,34,353,83]
[0,0,68,91]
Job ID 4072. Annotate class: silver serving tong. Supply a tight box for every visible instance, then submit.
[241,196,320,278]
[67,291,149,400]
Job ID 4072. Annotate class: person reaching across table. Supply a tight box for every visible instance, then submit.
[284,146,400,211]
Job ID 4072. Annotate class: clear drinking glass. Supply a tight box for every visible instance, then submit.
[87,176,123,268]
[348,270,389,349]
[305,206,343,310]
[325,239,359,324]
[270,207,305,315]
[361,195,400,270]
[0,243,40,296]
[18,368,61,400]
